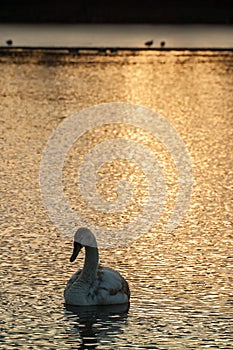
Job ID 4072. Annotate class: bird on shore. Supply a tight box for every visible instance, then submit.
[160,41,166,48]
[144,40,153,48]
[64,227,130,306]
[6,39,13,46]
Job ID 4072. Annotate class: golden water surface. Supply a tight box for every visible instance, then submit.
[0,50,233,349]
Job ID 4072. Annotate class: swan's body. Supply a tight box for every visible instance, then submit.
[64,228,130,306]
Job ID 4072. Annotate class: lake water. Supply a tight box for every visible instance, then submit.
[0,49,233,349]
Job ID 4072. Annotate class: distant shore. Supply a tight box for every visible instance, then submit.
[0,24,233,50]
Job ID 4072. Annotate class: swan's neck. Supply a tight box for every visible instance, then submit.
[79,246,99,285]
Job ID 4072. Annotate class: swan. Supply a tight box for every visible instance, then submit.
[64,228,130,306]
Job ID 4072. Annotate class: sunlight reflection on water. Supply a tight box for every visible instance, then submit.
[0,50,233,349]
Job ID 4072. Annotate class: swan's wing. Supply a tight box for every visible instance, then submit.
[99,267,130,297]
[65,269,82,290]
[88,266,130,305]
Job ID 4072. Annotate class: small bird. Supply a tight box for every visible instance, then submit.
[160,41,166,48]
[6,39,13,46]
[64,227,130,306]
[144,40,153,48]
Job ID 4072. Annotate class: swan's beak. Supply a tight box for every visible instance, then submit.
[70,241,82,262]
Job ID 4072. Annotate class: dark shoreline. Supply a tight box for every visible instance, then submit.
[1,47,233,56]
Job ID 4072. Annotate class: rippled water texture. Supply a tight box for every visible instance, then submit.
[1,50,233,349]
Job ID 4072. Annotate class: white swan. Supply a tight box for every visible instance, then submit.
[64,228,130,306]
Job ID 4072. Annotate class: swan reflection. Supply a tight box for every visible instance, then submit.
[65,303,130,349]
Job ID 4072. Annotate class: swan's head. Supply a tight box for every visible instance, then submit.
[70,227,97,262]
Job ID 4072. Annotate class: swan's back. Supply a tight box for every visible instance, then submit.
[92,266,130,305]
